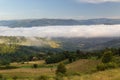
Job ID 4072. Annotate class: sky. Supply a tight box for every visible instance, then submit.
[0,0,120,20]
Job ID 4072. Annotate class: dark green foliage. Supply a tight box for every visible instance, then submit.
[12,76,18,80]
[33,64,38,68]
[97,63,106,71]
[102,51,113,63]
[38,75,48,80]
[55,75,64,80]
[0,59,10,66]
[113,57,120,67]
[45,54,66,64]
[0,74,3,79]
[106,62,117,69]
[97,62,117,71]
[56,63,67,75]
[68,53,77,63]
[0,66,18,70]
[0,74,6,80]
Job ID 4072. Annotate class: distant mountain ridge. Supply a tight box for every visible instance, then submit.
[0,18,120,27]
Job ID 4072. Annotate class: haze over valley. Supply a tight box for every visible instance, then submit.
[0,21,119,50]
[0,23,120,38]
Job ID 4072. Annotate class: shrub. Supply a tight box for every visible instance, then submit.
[38,75,48,80]
[12,76,18,80]
[0,74,3,79]
[55,75,63,80]
[56,63,67,75]
[33,64,38,68]
[97,62,117,71]
[102,51,113,63]
[72,72,82,76]
[106,62,117,69]
[97,63,106,71]
[113,57,120,67]
[0,59,10,66]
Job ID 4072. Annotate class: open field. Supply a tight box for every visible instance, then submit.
[0,60,56,79]
[62,68,120,80]
[0,59,100,79]
[0,59,119,80]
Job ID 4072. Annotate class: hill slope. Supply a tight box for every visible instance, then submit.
[54,37,120,51]
[69,68,120,80]
[0,36,60,48]
[67,59,100,73]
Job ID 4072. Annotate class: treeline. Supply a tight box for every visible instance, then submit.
[45,48,120,64]
[0,42,120,66]
[0,44,61,65]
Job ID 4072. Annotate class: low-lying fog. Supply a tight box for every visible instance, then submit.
[0,25,120,38]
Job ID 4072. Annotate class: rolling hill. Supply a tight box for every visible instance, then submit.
[0,36,60,49]
[0,36,119,51]
[53,37,120,51]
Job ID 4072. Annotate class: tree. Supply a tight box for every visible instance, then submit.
[56,63,67,75]
[68,53,77,63]
[102,51,113,63]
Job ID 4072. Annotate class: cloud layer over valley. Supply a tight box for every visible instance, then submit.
[0,25,120,38]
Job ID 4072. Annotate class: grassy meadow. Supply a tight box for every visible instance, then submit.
[0,59,119,80]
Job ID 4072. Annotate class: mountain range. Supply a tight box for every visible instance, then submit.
[1,18,120,27]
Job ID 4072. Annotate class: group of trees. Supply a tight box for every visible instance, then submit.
[45,48,120,64]
[97,49,120,71]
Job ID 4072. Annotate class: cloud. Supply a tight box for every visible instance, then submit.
[76,0,120,3]
[0,25,120,38]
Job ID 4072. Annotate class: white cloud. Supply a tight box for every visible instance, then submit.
[76,0,120,3]
[0,25,120,38]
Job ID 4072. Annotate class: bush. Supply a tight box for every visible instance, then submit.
[0,59,10,66]
[12,76,18,80]
[102,51,113,63]
[0,74,6,80]
[0,74,3,79]
[56,63,67,75]
[55,75,63,80]
[97,63,106,71]
[97,62,117,71]
[113,57,120,67]
[38,75,48,80]
[72,72,82,76]
[106,62,117,69]
[33,64,38,68]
